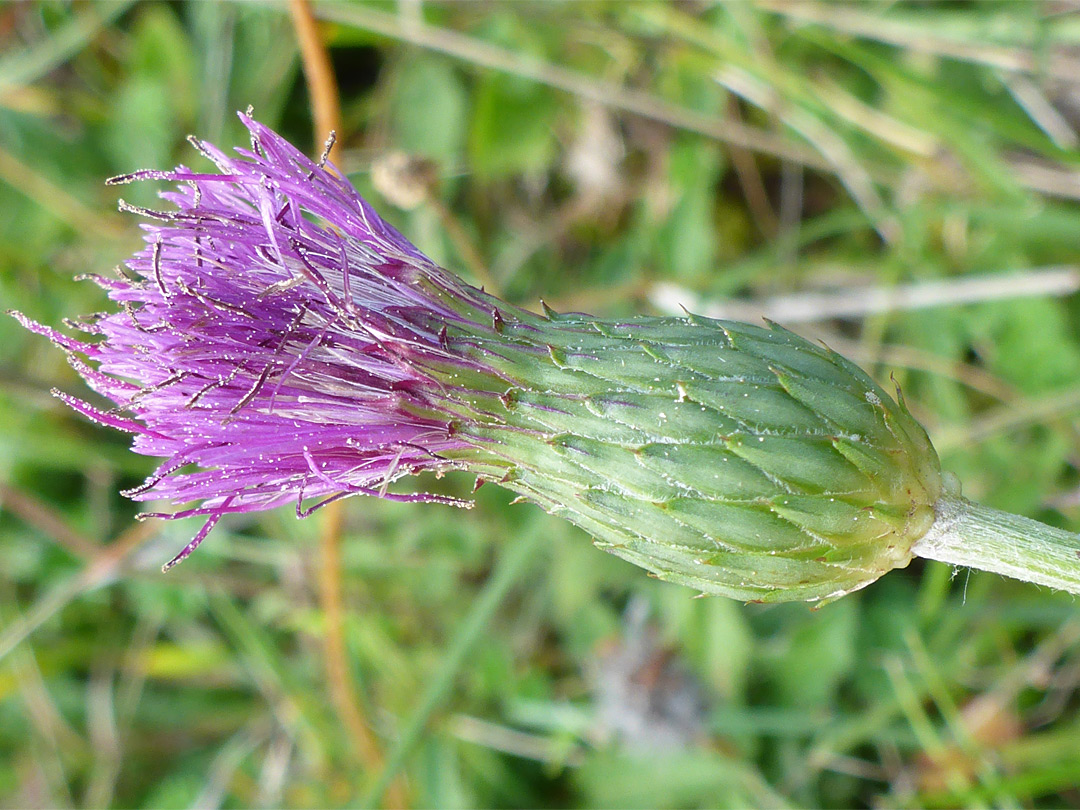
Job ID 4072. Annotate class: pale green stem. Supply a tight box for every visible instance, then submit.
[912,495,1080,595]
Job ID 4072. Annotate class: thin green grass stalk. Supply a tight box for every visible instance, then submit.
[207,589,329,763]
[0,1,136,90]
[361,518,545,808]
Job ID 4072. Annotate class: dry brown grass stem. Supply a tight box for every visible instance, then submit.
[0,481,99,558]
[312,2,828,170]
[725,99,779,238]
[0,143,126,240]
[935,385,1080,454]
[289,0,342,163]
[759,0,1080,82]
[317,500,408,807]
[429,196,501,296]
[288,3,407,803]
[0,517,161,665]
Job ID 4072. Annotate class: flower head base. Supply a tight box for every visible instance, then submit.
[19,113,949,600]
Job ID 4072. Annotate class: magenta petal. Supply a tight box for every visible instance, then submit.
[17,112,497,569]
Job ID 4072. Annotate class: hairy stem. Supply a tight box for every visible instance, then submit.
[912,495,1080,595]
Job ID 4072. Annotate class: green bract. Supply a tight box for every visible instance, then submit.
[424,304,946,603]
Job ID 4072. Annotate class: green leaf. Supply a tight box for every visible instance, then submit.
[391,56,468,164]
[769,599,858,707]
[654,138,723,283]
[469,73,557,178]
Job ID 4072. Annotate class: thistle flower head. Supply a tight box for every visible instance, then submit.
[17,113,501,568]
[19,113,949,600]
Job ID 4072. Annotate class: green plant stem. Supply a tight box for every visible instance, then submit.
[912,496,1080,594]
[361,518,545,808]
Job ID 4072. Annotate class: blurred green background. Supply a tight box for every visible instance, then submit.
[5,1,1080,807]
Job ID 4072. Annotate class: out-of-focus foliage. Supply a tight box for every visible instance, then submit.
[3,2,1080,808]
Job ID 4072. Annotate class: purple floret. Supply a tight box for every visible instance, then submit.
[18,113,490,570]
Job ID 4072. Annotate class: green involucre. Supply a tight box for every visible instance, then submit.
[427,305,944,603]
